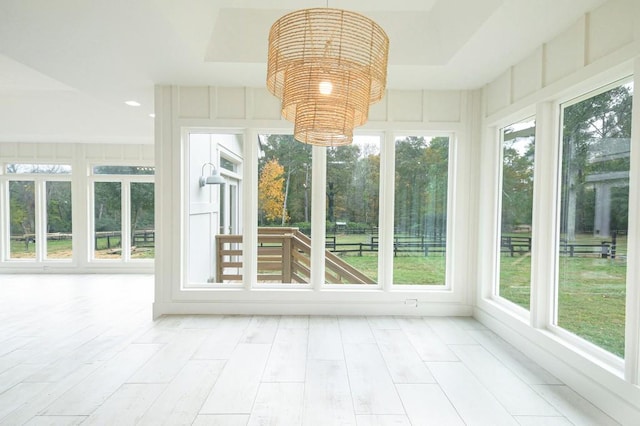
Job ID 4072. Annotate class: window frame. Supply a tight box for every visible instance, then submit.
[2,166,73,263]
[548,77,633,367]
[88,164,155,264]
[181,128,462,293]
[493,116,536,316]
[390,132,456,290]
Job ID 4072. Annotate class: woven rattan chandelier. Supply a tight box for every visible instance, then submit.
[267,8,389,146]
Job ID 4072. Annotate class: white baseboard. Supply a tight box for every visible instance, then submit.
[152,301,472,319]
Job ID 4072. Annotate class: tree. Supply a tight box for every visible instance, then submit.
[327,144,360,223]
[9,181,35,236]
[501,135,535,231]
[259,135,312,225]
[258,159,287,223]
[130,183,154,235]
[394,136,449,238]
[94,182,122,232]
[46,181,72,233]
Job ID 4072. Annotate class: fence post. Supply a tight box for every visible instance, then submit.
[611,231,617,260]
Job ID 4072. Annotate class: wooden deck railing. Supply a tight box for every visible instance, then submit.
[215,227,374,284]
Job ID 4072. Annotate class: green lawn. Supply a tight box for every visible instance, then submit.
[9,239,37,258]
[498,232,626,357]
[557,257,626,357]
[499,254,626,357]
[345,255,447,285]
[499,256,532,308]
[10,237,155,259]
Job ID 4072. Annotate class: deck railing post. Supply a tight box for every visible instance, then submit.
[283,235,292,282]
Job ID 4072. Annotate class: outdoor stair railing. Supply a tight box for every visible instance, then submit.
[215,227,374,284]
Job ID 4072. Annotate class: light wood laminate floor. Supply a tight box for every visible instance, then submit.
[0,274,618,425]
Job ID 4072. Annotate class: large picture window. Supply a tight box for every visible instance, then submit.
[498,119,535,309]
[256,135,312,284]
[393,136,450,285]
[557,80,633,358]
[326,136,380,285]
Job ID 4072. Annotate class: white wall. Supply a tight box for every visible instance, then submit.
[153,85,480,318]
[187,133,218,283]
[484,0,638,120]
[186,133,243,283]
[477,0,640,423]
[0,142,154,273]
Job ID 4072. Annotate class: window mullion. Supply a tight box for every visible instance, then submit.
[122,179,131,262]
[530,102,561,329]
[379,131,395,291]
[35,178,47,262]
[311,145,326,290]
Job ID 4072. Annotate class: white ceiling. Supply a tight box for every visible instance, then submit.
[0,0,607,145]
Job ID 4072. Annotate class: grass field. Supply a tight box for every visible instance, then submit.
[497,232,626,357]
[499,255,625,357]
[10,237,155,260]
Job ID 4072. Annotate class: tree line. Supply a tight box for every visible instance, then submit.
[8,165,154,242]
[257,134,450,239]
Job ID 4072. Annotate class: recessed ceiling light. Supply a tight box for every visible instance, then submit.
[149,113,155,118]
[125,100,141,107]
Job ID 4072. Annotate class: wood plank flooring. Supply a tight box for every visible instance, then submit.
[0,274,619,425]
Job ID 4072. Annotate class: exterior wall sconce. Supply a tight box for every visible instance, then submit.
[199,162,225,187]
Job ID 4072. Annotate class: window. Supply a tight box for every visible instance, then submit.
[393,136,450,285]
[498,119,535,309]
[557,80,633,358]
[326,136,380,284]
[7,164,71,174]
[130,182,155,259]
[93,182,122,259]
[5,164,72,261]
[45,181,72,259]
[93,165,154,175]
[91,166,155,261]
[257,134,312,284]
[9,181,36,259]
